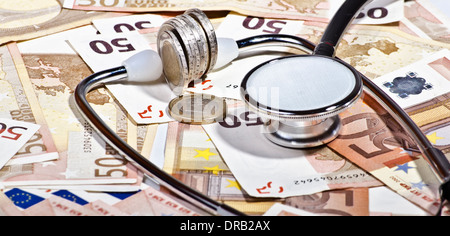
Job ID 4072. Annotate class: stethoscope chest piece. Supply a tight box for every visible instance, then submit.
[241,55,363,148]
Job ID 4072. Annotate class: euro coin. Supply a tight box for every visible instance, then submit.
[157,29,189,95]
[168,94,227,125]
[185,8,218,73]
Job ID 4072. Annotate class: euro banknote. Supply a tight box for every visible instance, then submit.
[0,38,140,191]
[372,49,450,157]
[0,118,41,169]
[405,92,450,157]
[328,95,448,215]
[202,102,381,198]
[403,0,450,44]
[163,120,376,215]
[18,185,199,216]
[189,13,450,100]
[63,0,404,25]
[372,49,450,109]
[0,191,24,216]
[0,45,59,166]
[0,0,123,45]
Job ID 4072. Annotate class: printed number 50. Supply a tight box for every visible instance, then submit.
[242,16,287,34]
[89,38,136,55]
[0,123,27,141]
[357,7,389,19]
[95,157,128,178]
[219,111,264,128]
[77,0,120,7]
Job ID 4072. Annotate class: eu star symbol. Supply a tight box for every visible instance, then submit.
[203,165,224,175]
[194,148,217,161]
[226,179,241,190]
[394,163,415,174]
[411,181,428,190]
[427,132,444,145]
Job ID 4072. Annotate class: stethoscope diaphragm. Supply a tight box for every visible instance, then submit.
[241,55,363,148]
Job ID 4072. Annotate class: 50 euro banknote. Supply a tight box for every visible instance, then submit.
[0,45,59,166]
[0,36,141,191]
[328,94,449,215]
[63,0,405,25]
[0,0,124,45]
[403,0,450,44]
[201,101,381,198]
[163,121,373,215]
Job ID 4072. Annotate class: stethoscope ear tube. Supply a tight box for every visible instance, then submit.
[74,67,245,216]
[74,41,450,216]
[360,71,450,210]
[314,0,373,57]
[360,73,450,181]
[315,0,450,210]
[364,74,450,215]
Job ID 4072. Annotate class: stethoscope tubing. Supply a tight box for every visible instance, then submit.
[74,0,450,215]
[74,67,245,216]
[73,35,319,217]
[74,34,450,216]
[236,34,450,187]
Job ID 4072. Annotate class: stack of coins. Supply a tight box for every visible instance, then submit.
[159,9,226,125]
[157,9,218,95]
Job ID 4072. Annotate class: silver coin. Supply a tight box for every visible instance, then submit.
[172,15,203,80]
[168,94,227,125]
[157,9,219,95]
[157,29,189,95]
[179,14,209,79]
[185,8,218,73]
[161,18,197,81]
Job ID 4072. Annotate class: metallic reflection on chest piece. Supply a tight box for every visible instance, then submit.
[264,116,342,148]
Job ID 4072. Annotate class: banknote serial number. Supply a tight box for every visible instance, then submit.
[294,172,368,185]
[83,122,94,153]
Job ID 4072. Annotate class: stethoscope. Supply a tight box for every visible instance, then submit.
[74,0,450,216]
